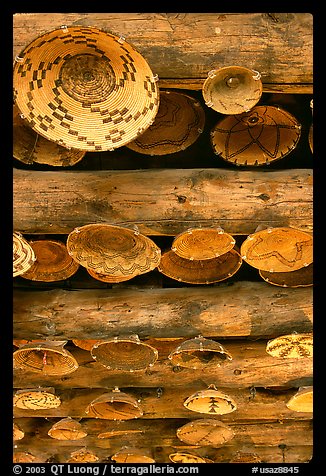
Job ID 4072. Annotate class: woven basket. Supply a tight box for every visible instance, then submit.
[48,417,87,440]
[183,384,237,415]
[265,333,313,359]
[85,388,143,420]
[171,227,236,260]
[91,335,158,371]
[13,104,86,166]
[13,452,36,463]
[13,232,36,277]
[211,105,301,166]
[13,341,79,375]
[158,248,242,284]
[111,448,155,463]
[21,239,79,282]
[202,66,262,115]
[169,453,213,464]
[177,418,235,446]
[126,90,205,155]
[87,267,134,283]
[168,336,232,369]
[13,422,25,441]
[67,448,99,463]
[13,26,159,152]
[240,227,313,272]
[286,386,313,413]
[259,263,313,288]
[67,224,161,278]
[229,452,262,463]
[13,388,61,410]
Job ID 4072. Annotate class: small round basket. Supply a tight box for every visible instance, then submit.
[91,335,158,371]
[13,26,160,152]
[240,227,313,272]
[13,105,86,166]
[171,227,236,260]
[48,417,87,440]
[85,388,143,420]
[168,336,232,369]
[66,448,99,463]
[265,333,313,359]
[210,105,301,166]
[66,224,161,278]
[259,263,313,288]
[286,386,313,413]
[111,448,155,463]
[183,384,237,415]
[13,341,79,375]
[126,90,205,155]
[158,248,242,284]
[13,232,36,277]
[169,453,213,464]
[20,239,79,282]
[13,388,62,410]
[202,66,263,115]
[177,418,235,446]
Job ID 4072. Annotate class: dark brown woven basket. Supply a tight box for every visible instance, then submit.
[13,26,159,152]
[211,106,301,166]
[202,66,262,115]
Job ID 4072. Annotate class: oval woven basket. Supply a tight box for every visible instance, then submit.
[91,335,158,371]
[13,341,79,375]
[211,105,301,166]
[13,389,62,410]
[286,386,313,413]
[265,333,313,359]
[13,26,160,152]
[240,227,313,272]
[177,418,235,446]
[20,239,79,282]
[13,105,86,166]
[85,388,143,420]
[66,224,161,278]
[229,452,262,463]
[183,384,237,415]
[202,66,262,115]
[259,263,313,288]
[168,336,232,369]
[13,232,36,277]
[171,227,236,260]
[126,90,205,155]
[66,448,99,463]
[48,417,88,440]
[158,247,242,284]
[169,453,213,464]
[111,448,155,463]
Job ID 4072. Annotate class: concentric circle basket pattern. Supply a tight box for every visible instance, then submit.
[66,224,161,277]
[13,26,160,151]
[211,106,301,166]
[126,90,205,155]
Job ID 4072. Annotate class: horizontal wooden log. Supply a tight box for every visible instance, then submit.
[13,13,312,90]
[13,283,313,340]
[13,386,313,421]
[13,168,313,235]
[13,418,313,463]
[13,340,312,389]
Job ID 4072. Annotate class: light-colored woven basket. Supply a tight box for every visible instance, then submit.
[265,333,313,359]
[85,388,143,420]
[168,336,232,369]
[111,448,155,463]
[91,335,158,371]
[240,227,313,272]
[202,66,262,115]
[48,417,87,440]
[67,224,161,278]
[13,388,61,410]
[177,418,235,446]
[126,90,205,155]
[259,263,313,288]
[183,384,237,415]
[171,227,236,260]
[286,386,313,413]
[169,453,213,463]
[211,105,301,166]
[66,448,99,463]
[87,267,134,283]
[13,232,36,277]
[13,26,159,152]
[21,239,79,282]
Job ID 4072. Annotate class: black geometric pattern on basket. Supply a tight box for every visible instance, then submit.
[267,336,312,358]
[245,236,310,268]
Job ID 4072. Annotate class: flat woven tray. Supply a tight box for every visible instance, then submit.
[265,333,313,359]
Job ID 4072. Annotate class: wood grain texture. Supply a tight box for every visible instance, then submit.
[13,283,313,340]
[13,168,313,235]
[13,13,313,92]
